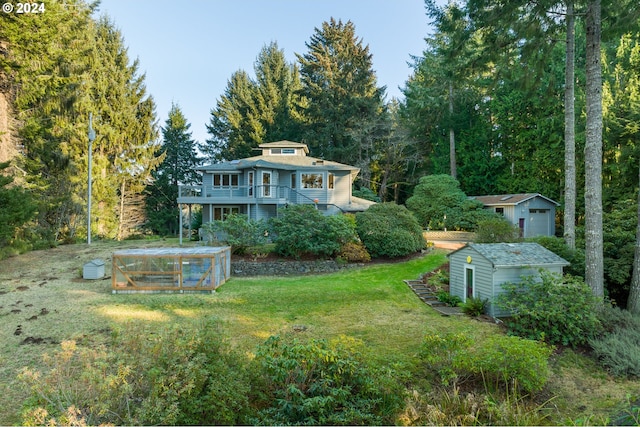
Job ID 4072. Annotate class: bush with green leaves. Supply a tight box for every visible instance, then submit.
[20,320,252,426]
[475,217,521,243]
[526,235,585,278]
[201,213,267,254]
[436,290,462,307]
[355,203,426,258]
[405,174,498,231]
[495,271,603,347]
[419,333,553,393]
[269,205,358,259]
[589,305,640,378]
[460,296,488,317]
[251,335,404,426]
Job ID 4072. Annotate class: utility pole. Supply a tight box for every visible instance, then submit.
[88,113,96,244]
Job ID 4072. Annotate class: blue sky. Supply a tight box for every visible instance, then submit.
[95,0,435,144]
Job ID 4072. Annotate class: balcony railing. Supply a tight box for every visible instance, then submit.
[178,184,346,213]
[179,185,301,202]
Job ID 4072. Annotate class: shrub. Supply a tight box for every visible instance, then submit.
[526,235,585,278]
[589,306,640,378]
[269,205,358,259]
[20,321,252,426]
[495,271,603,347]
[356,203,425,258]
[462,335,553,393]
[436,291,462,307]
[475,217,521,243]
[460,296,488,317]
[405,174,498,231]
[419,333,553,393]
[201,213,267,254]
[251,335,404,426]
[339,240,371,263]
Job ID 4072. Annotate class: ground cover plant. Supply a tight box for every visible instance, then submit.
[0,240,639,425]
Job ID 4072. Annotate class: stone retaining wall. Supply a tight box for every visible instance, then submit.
[423,230,476,241]
[231,260,361,276]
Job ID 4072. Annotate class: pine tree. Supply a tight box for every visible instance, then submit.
[202,42,304,162]
[146,103,200,235]
[297,18,385,165]
[0,161,36,247]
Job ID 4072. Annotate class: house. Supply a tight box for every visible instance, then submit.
[470,193,559,238]
[177,140,375,228]
[448,242,569,317]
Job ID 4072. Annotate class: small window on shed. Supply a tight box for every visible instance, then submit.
[495,207,504,216]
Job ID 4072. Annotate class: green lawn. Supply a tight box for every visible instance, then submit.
[0,241,637,425]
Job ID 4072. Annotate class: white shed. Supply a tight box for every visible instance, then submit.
[448,243,569,317]
[83,259,105,280]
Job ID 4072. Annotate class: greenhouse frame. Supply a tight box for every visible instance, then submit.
[111,247,231,293]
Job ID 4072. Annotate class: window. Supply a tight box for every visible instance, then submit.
[291,173,296,189]
[212,173,239,187]
[495,207,504,216]
[213,206,239,221]
[328,173,334,190]
[301,173,323,189]
[248,171,254,197]
[271,148,296,155]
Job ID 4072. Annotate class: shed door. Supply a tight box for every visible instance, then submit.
[465,266,475,300]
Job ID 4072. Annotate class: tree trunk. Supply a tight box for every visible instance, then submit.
[564,0,576,249]
[449,81,457,179]
[584,0,604,298]
[628,163,640,313]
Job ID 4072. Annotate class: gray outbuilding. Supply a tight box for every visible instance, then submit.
[448,242,569,317]
[470,193,559,238]
[83,259,105,280]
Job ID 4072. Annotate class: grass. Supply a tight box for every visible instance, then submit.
[0,240,638,425]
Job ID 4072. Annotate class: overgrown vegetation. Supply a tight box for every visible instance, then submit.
[418,333,553,394]
[496,271,603,347]
[252,335,404,425]
[589,306,640,378]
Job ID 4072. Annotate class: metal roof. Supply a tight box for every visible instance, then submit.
[449,242,569,267]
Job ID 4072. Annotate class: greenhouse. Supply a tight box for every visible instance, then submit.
[112,247,231,293]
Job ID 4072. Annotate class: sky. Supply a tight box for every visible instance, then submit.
[95,0,435,145]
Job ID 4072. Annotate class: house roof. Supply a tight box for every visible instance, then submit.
[197,141,359,174]
[258,140,310,154]
[470,193,559,207]
[449,242,569,268]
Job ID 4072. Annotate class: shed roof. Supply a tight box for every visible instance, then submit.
[449,242,569,268]
[470,193,559,207]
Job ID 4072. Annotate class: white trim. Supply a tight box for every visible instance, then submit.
[464,265,476,302]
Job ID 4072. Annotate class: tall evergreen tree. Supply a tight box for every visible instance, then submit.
[297,18,385,167]
[0,161,36,247]
[145,103,200,235]
[584,0,604,297]
[203,42,304,162]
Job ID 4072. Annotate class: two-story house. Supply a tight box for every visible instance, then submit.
[177,141,375,226]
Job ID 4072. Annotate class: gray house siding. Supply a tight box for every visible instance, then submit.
[448,243,569,318]
[178,141,375,232]
[449,247,493,304]
[475,194,559,238]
